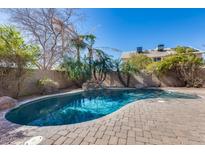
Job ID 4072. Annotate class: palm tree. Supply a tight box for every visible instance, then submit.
[64,33,115,86]
[70,35,87,62]
[83,34,96,75]
[92,49,114,84]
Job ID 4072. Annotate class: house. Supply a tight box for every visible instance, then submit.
[121,44,204,62]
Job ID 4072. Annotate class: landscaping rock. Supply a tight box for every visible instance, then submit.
[82,80,104,91]
[0,96,17,111]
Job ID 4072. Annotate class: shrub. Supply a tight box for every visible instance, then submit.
[37,78,59,94]
[146,61,160,74]
[0,25,39,97]
[129,54,152,71]
[115,59,139,87]
[146,46,204,87]
[115,54,152,87]
[60,57,91,87]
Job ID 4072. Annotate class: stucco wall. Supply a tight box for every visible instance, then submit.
[103,69,205,88]
[0,69,76,97]
[1,68,205,97]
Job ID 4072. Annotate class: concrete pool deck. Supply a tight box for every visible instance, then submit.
[1,87,205,145]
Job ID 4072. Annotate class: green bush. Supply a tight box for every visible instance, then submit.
[115,59,139,87]
[129,54,152,71]
[146,46,204,87]
[60,56,92,87]
[0,25,39,97]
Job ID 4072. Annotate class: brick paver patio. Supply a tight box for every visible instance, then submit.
[1,88,205,145]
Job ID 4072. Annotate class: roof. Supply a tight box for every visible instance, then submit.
[144,49,176,58]
[121,48,176,59]
[121,48,204,59]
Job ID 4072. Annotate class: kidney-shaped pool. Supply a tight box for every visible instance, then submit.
[5,89,199,126]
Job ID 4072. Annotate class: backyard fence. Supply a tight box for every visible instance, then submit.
[0,68,76,97]
[1,68,205,97]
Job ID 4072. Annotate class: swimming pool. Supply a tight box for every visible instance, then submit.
[5,89,199,126]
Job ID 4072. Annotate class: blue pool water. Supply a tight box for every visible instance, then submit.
[5,89,198,126]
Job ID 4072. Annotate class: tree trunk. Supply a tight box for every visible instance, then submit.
[77,47,80,62]
[15,66,24,98]
[88,48,93,76]
[93,66,97,81]
[116,67,127,87]
[126,74,131,87]
[101,72,107,83]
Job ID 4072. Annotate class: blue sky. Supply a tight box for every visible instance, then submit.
[1,9,205,58]
[79,9,205,58]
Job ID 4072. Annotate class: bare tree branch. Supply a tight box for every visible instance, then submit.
[7,8,81,70]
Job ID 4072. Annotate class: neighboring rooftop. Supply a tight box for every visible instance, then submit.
[121,45,204,61]
[122,48,176,59]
